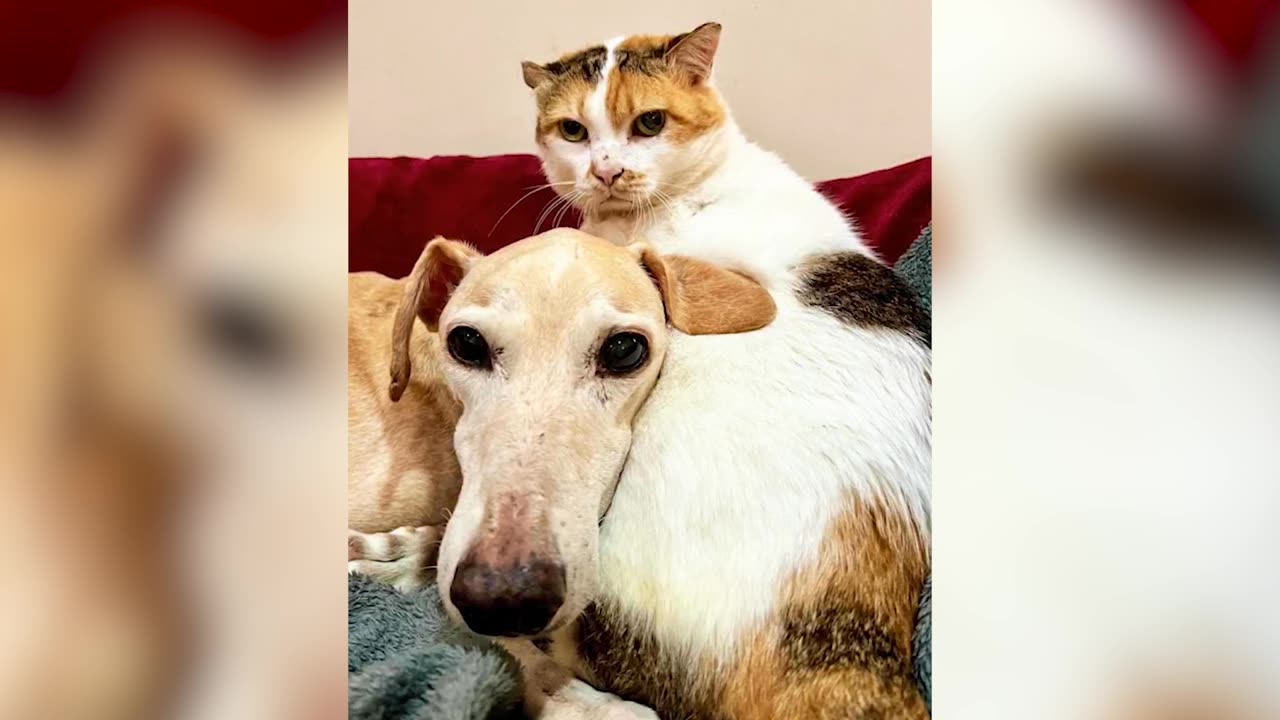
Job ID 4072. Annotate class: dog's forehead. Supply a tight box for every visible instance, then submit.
[461,232,661,318]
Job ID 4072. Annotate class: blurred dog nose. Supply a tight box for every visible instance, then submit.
[592,164,623,187]
[449,555,566,636]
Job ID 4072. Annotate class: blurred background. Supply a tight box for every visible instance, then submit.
[0,2,347,719]
[933,1,1280,718]
[348,0,931,180]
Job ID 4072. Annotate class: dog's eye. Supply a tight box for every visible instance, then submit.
[447,326,491,369]
[598,332,649,375]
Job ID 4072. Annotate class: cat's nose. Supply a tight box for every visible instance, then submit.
[592,164,623,187]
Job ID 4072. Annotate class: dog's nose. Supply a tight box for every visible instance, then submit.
[592,164,623,187]
[449,556,566,636]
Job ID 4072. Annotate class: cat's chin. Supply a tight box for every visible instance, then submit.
[587,197,644,220]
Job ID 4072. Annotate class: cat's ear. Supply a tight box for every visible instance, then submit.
[632,243,776,335]
[522,61,553,89]
[665,22,722,84]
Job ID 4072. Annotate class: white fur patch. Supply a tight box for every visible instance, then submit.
[534,76,929,667]
[597,296,931,662]
[585,37,625,138]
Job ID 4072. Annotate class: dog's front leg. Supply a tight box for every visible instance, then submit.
[346,525,442,591]
[497,638,659,720]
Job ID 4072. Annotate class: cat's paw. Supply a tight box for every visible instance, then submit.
[346,525,441,591]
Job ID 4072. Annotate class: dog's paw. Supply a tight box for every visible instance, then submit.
[346,525,441,591]
[540,679,660,720]
[593,700,659,720]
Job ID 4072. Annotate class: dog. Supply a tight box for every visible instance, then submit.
[347,227,775,717]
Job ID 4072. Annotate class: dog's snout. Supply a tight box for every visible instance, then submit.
[449,555,566,637]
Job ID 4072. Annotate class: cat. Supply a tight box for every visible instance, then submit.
[521,21,931,720]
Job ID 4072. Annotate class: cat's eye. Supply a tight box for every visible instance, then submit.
[447,326,492,369]
[632,110,665,137]
[598,332,649,375]
[559,119,588,142]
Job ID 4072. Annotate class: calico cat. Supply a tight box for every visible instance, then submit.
[521,22,931,720]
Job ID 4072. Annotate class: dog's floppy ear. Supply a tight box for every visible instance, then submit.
[389,237,481,401]
[633,244,775,334]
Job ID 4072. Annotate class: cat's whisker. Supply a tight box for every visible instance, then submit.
[552,194,575,229]
[533,193,567,235]
[489,184,564,237]
[530,194,560,235]
[642,195,657,235]
[564,192,584,227]
[651,189,675,222]
[536,191,579,234]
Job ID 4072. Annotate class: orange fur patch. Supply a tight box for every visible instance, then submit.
[721,495,930,720]
[534,76,593,137]
[528,37,725,144]
[604,66,724,144]
[578,494,929,719]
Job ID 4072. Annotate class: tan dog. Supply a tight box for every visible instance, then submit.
[348,228,774,716]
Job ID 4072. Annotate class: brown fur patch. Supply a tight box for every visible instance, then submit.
[578,603,721,720]
[779,602,907,677]
[796,251,931,344]
[720,497,930,720]
[543,46,608,83]
[578,496,928,719]
[529,46,606,125]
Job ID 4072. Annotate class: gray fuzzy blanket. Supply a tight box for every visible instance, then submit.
[349,224,933,718]
[348,573,523,719]
[897,225,933,710]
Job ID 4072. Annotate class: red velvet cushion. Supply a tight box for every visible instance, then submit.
[349,154,930,278]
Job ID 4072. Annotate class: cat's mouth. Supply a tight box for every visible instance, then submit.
[591,188,649,213]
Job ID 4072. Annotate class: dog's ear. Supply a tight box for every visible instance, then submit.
[633,244,775,334]
[389,237,481,401]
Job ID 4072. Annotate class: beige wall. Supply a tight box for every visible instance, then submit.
[349,1,930,180]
